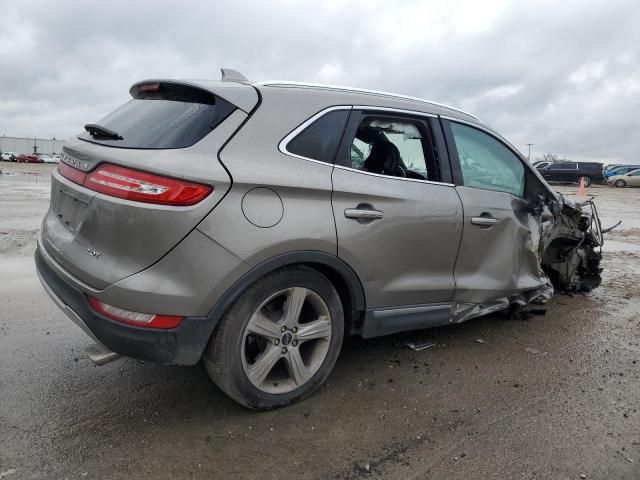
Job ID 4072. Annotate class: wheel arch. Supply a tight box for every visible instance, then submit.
[204,250,366,341]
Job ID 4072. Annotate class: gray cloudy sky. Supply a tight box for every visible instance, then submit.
[1,0,639,163]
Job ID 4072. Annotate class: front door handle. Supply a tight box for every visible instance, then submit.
[471,216,498,226]
[344,207,384,221]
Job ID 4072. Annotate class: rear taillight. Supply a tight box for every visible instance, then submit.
[87,296,184,329]
[57,162,87,184]
[57,163,212,206]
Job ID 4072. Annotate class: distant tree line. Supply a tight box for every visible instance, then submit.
[535,153,568,163]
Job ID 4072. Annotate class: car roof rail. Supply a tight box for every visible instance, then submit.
[254,80,479,120]
[221,68,249,83]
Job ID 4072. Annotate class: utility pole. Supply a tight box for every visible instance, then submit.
[526,143,534,162]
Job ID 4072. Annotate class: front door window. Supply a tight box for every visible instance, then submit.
[450,122,525,196]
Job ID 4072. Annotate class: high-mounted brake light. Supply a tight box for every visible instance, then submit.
[137,82,160,93]
[87,296,184,329]
[57,163,212,206]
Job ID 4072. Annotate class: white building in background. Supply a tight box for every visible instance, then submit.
[0,135,66,155]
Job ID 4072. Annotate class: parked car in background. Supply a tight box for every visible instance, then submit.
[607,169,640,188]
[533,161,554,170]
[538,161,604,186]
[37,154,59,164]
[16,154,43,163]
[1,152,18,161]
[603,165,640,179]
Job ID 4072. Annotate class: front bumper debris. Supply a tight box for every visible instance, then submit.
[540,195,604,293]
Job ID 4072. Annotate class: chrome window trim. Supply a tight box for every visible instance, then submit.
[256,80,479,120]
[333,164,454,187]
[279,105,454,187]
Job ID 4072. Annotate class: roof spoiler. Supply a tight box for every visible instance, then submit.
[129,77,259,112]
[221,68,249,83]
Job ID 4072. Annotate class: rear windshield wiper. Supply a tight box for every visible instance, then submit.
[84,123,123,140]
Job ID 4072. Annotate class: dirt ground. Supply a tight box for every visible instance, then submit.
[0,163,638,480]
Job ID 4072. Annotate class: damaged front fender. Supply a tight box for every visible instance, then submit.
[451,191,605,326]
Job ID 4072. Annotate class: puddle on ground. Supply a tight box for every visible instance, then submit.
[0,171,51,185]
[600,216,640,230]
[603,240,640,254]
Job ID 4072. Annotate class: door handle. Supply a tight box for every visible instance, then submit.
[471,216,498,226]
[344,208,384,220]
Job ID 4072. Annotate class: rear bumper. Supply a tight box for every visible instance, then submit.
[35,247,211,365]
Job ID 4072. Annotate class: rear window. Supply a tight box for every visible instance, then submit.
[78,82,235,149]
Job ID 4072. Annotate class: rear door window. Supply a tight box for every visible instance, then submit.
[344,113,440,181]
[78,83,235,149]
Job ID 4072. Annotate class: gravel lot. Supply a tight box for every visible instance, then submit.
[1,162,639,480]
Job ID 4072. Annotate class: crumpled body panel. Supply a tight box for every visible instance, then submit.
[451,189,602,324]
[453,187,550,303]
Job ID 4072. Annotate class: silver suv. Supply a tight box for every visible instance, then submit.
[36,69,603,409]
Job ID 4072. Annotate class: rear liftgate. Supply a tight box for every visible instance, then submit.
[40,72,259,364]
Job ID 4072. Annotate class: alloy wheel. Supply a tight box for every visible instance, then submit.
[241,287,332,394]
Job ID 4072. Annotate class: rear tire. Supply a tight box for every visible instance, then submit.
[204,266,344,409]
[580,176,592,187]
[615,179,626,188]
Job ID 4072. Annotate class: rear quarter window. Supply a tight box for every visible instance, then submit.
[285,110,350,163]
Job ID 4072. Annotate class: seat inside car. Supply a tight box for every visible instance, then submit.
[363,139,405,177]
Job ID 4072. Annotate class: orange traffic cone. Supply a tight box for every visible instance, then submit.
[577,177,586,197]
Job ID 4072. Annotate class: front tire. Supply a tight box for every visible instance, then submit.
[204,266,344,409]
[615,179,626,188]
[580,176,592,187]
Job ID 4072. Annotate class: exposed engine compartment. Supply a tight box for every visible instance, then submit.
[540,194,604,294]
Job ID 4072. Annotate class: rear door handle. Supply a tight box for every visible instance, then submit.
[344,208,384,220]
[471,216,498,226]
